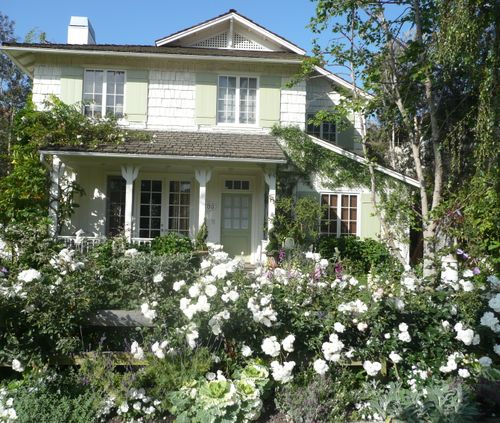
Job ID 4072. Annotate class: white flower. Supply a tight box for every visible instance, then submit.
[200,259,211,270]
[186,329,199,349]
[281,334,295,353]
[131,341,144,360]
[228,290,239,301]
[322,334,344,361]
[442,320,450,329]
[338,299,368,314]
[357,322,368,332]
[261,336,281,357]
[241,345,253,357]
[389,352,402,364]
[17,269,41,283]
[480,312,499,331]
[334,322,346,333]
[398,331,411,343]
[151,340,168,359]
[11,358,24,372]
[463,269,474,278]
[384,333,391,339]
[124,248,138,257]
[140,303,157,320]
[489,294,500,313]
[196,295,210,312]
[402,277,416,291]
[153,272,164,283]
[454,323,475,345]
[270,360,295,383]
[478,356,492,367]
[363,360,382,376]
[458,368,470,378]
[487,275,500,288]
[205,284,217,297]
[398,323,408,332]
[188,284,201,298]
[494,344,500,356]
[460,280,474,292]
[313,358,329,375]
[119,402,129,413]
[133,401,142,411]
[173,280,186,291]
[439,352,461,373]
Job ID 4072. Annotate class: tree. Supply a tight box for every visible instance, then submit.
[0,12,32,176]
[303,0,498,274]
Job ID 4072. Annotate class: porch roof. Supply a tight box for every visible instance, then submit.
[41,130,287,164]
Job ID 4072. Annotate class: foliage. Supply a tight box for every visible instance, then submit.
[6,370,106,423]
[317,235,402,276]
[275,372,362,422]
[267,196,323,255]
[150,232,194,256]
[195,220,209,250]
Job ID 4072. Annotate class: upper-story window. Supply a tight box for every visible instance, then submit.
[306,113,337,143]
[83,70,125,118]
[217,76,257,125]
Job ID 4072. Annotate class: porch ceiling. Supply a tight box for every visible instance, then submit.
[41,130,287,164]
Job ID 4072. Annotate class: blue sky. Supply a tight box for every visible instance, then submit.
[2,0,320,52]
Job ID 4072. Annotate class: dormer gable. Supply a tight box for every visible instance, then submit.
[155,9,306,55]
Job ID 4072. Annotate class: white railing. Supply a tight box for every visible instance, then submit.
[57,236,153,253]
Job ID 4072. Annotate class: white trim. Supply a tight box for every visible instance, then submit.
[155,12,306,55]
[306,135,420,187]
[40,150,287,164]
[313,65,373,100]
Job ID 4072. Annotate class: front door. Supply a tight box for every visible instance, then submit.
[221,194,252,258]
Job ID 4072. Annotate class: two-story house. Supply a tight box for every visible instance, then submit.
[2,10,417,263]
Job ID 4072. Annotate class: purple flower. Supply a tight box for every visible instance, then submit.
[278,248,286,264]
[473,267,481,275]
[335,262,343,278]
[456,249,469,259]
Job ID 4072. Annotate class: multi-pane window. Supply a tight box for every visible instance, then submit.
[139,180,162,238]
[106,176,126,236]
[223,195,250,230]
[168,181,191,236]
[83,70,124,118]
[306,113,337,143]
[320,193,358,236]
[224,180,250,190]
[217,76,257,124]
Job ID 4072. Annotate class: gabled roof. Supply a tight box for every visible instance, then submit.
[40,130,287,164]
[155,9,306,55]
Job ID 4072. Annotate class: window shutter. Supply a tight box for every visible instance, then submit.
[360,193,380,239]
[125,70,149,123]
[195,73,217,125]
[60,66,84,106]
[259,75,281,128]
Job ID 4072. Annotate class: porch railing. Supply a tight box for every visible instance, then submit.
[57,236,153,253]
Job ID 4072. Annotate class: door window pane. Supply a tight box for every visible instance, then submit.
[106,176,126,236]
[168,181,191,236]
[139,180,162,238]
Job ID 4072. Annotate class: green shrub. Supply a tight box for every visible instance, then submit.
[317,235,402,275]
[151,232,194,255]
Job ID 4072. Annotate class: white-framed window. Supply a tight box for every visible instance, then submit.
[224,179,250,191]
[139,179,162,238]
[306,113,337,143]
[83,69,125,118]
[320,193,358,236]
[217,76,257,125]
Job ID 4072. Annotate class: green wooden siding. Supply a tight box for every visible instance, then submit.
[125,70,148,123]
[60,66,84,106]
[360,193,380,239]
[259,75,281,128]
[195,72,218,125]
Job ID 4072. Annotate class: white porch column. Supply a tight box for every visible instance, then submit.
[121,165,140,241]
[49,155,64,237]
[195,168,212,231]
[264,170,276,238]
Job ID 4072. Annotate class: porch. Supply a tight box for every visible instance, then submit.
[44,131,285,263]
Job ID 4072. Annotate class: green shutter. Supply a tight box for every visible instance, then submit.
[195,72,217,125]
[360,193,380,239]
[125,70,148,123]
[60,66,84,106]
[259,75,281,128]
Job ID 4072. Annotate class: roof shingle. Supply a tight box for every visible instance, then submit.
[43,130,287,163]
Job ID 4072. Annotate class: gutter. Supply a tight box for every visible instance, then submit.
[1,45,304,65]
[39,149,287,164]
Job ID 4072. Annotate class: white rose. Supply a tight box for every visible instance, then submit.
[313,358,329,375]
[281,334,295,353]
[389,351,402,364]
[334,322,346,333]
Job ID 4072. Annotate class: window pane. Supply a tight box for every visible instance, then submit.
[168,181,190,236]
[106,176,126,236]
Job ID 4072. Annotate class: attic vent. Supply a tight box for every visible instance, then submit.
[233,33,266,50]
[192,32,228,48]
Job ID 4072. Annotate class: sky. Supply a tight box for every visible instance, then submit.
[1,0,321,52]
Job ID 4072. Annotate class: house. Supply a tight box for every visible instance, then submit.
[2,10,417,263]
